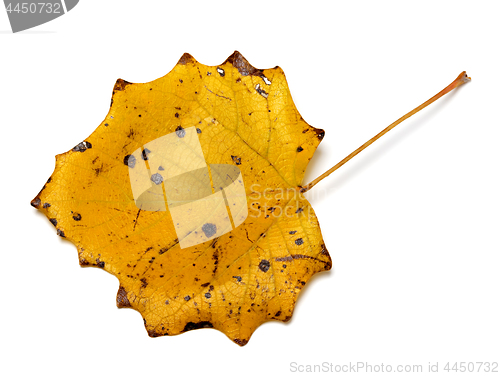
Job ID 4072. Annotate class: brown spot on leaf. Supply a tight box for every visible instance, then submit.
[94,165,103,177]
[182,321,213,332]
[259,259,270,272]
[255,83,268,98]
[141,148,151,160]
[175,125,186,138]
[231,155,242,165]
[72,141,92,152]
[159,239,179,255]
[212,249,219,275]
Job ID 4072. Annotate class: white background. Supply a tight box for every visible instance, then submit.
[1,1,499,375]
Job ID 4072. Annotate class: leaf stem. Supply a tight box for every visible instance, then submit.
[301,71,471,193]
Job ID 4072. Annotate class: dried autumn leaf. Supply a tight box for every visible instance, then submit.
[31,51,332,346]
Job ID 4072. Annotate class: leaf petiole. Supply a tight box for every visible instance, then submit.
[301,71,471,193]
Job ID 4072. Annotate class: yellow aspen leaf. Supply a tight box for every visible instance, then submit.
[31,51,332,346]
[31,51,469,345]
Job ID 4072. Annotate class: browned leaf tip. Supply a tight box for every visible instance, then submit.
[233,338,249,347]
[116,285,132,308]
[113,78,132,93]
[224,51,262,77]
[177,52,196,65]
[30,197,41,208]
